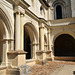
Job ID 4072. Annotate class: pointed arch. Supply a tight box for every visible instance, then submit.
[24,22,39,59]
[24,22,38,43]
[0,4,13,65]
[0,4,13,39]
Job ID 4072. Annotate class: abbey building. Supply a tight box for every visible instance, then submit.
[0,0,75,75]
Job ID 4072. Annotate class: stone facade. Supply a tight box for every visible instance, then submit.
[0,0,75,75]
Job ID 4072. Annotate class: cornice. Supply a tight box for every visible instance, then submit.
[39,18,50,28]
[6,0,30,9]
[25,9,39,22]
[6,0,49,28]
[25,9,49,28]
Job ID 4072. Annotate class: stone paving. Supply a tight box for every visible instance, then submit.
[29,61,75,75]
[51,65,75,75]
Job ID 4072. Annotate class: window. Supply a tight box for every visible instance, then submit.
[52,0,66,20]
[56,5,62,19]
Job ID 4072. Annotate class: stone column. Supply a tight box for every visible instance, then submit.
[20,13,24,50]
[1,39,9,66]
[39,24,47,60]
[15,11,20,50]
[36,23,45,59]
[9,11,27,66]
[45,29,53,61]
[44,44,48,51]
[10,40,14,50]
[32,43,37,59]
[48,29,54,61]
[47,29,51,51]
[32,43,39,59]
[50,7,54,20]
[8,39,14,51]
[40,25,44,51]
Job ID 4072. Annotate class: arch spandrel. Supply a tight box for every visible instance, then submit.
[0,4,13,39]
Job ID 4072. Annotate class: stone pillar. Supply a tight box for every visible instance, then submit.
[40,25,44,51]
[8,39,14,51]
[44,44,48,51]
[36,23,47,64]
[15,11,20,50]
[48,29,54,61]
[32,43,37,59]
[20,13,24,50]
[10,40,14,50]
[47,29,51,51]
[1,39,9,66]
[32,43,39,59]
[39,24,46,60]
[50,7,54,20]
[7,11,27,66]
[36,23,45,60]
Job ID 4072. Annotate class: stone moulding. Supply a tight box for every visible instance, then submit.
[46,57,52,60]
[45,50,52,53]
[0,66,7,70]
[7,50,27,66]
[36,50,43,53]
[6,0,30,9]
[7,50,27,55]
[36,50,51,53]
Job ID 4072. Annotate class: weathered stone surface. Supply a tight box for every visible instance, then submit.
[19,65,31,75]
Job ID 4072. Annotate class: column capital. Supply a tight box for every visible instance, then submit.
[44,44,48,47]
[50,6,54,10]
[39,26,44,29]
[14,10,25,16]
[48,28,52,34]
[32,43,39,46]
[20,12,25,16]
[47,30,50,34]
[14,10,20,15]
[0,39,14,42]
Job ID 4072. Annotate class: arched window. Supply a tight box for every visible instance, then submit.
[56,5,62,19]
[52,0,66,20]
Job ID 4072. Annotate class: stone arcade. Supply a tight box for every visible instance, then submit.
[0,0,75,75]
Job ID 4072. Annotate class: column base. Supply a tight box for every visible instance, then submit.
[7,50,27,67]
[36,59,47,65]
[36,50,53,64]
[46,57,53,61]
[0,66,7,75]
[36,50,47,65]
[36,50,43,59]
[1,62,8,66]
